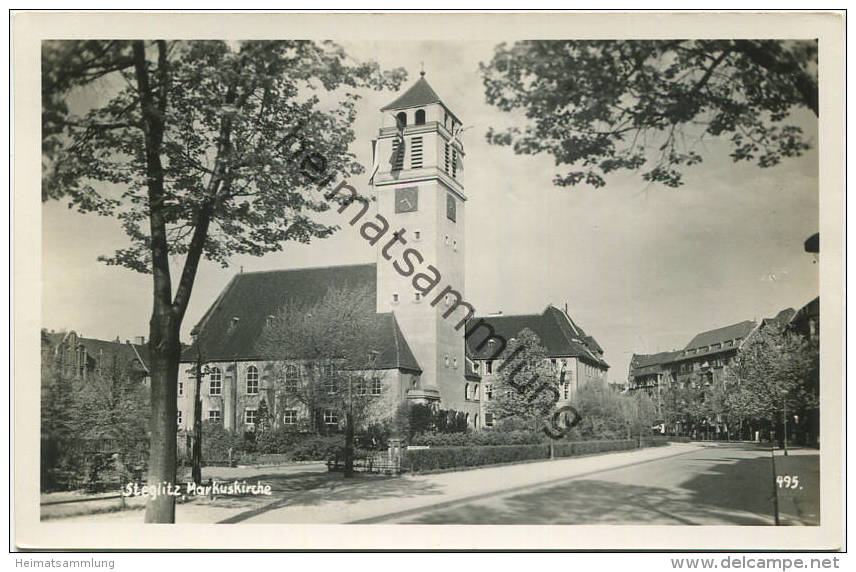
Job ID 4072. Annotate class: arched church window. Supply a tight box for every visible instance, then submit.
[415,109,426,125]
[396,112,407,128]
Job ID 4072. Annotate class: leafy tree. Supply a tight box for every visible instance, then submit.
[488,329,560,433]
[481,40,817,188]
[728,323,818,444]
[256,285,391,476]
[40,337,150,491]
[42,40,404,521]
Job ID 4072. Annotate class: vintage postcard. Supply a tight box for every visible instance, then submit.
[12,11,844,551]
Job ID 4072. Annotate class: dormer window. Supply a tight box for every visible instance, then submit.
[415,109,426,125]
[396,112,407,128]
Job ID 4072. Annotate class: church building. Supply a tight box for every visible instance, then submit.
[178,73,609,433]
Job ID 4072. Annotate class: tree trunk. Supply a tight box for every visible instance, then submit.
[344,412,355,478]
[144,315,181,523]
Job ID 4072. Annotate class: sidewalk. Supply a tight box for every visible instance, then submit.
[57,442,703,524]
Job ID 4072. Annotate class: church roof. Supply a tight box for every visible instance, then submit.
[381,75,442,111]
[467,305,609,368]
[182,263,421,372]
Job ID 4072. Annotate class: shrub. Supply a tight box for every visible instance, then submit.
[201,421,243,462]
[254,426,307,454]
[287,435,345,461]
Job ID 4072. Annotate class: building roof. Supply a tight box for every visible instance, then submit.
[805,233,819,253]
[42,331,150,373]
[683,320,757,352]
[628,351,683,377]
[380,73,461,124]
[466,305,609,368]
[181,263,421,372]
[760,307,796,330]
[381,75,442,111]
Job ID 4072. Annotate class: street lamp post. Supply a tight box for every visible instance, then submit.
[191,329,204,485]
[782,392,789,457]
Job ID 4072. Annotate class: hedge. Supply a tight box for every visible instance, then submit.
[403,439,649,473]
[404,444,550,472]
[409,430,544,447]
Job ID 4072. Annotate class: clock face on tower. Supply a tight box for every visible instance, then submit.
[395,186,418,213]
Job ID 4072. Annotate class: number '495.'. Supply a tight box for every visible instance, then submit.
[776,475,800,489]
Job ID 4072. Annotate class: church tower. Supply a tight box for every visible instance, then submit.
[371,72,468,411]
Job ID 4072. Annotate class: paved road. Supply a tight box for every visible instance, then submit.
[55,442,819,526]
[382,442,819,525]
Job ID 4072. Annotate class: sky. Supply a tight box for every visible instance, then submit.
[41,40,819,381]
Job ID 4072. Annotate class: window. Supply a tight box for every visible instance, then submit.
[446,193,456,222]
[208,410,221,423]
[486,360,494,374]
[246,365,259,395]
[485,413,494,427]
[563,382,570,400]
[323,410,338,425]
[178,382,184,397]
[395,111,407,128]
[445,235,450,245]
[355,378,367,396]
[415,109,426,125]
[445,294,452,307]
[414,292,421,302]
[464,383,469,400]
[325,378,337,395]
[453,239,458,251]
[485,383,493,400]
[453,357,458,369]
[711,342,721,350]
[724,340,733,347]
[177,411,183,426]
[283,409,297,425]
[370,377,382,396]
[444,355,450,367]
[392,293,399,304]
[414,230,421,241]
[245,408,258,426]
[410,136,423,168]
[209,367,222,396]
[284,364,299,393]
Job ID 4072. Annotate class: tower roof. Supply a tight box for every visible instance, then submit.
[381,74,443,112]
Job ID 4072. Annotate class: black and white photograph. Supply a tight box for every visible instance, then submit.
[13,11,844,552]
